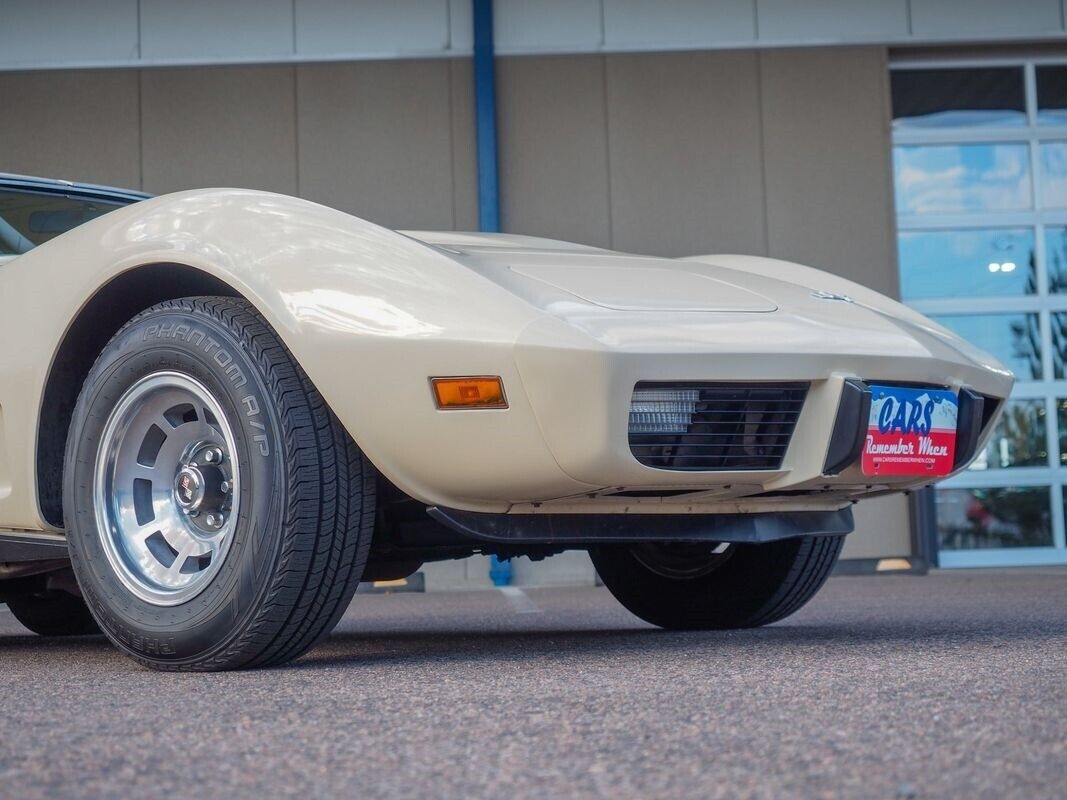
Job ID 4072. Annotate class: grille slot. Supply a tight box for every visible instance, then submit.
[629,381,808,471]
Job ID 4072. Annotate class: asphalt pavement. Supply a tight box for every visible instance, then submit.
[1,568,1065,799]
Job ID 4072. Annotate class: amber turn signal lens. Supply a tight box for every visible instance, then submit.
[431,376,508,409]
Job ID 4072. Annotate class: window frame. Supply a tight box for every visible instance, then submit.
[890,56,1067,568]
[0,174,148,255]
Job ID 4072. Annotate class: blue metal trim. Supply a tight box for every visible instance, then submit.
[472,0,500,233]
[0,172,150,203]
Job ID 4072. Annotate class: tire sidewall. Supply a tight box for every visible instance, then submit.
[64,303,285,665]
[590,537,814,630]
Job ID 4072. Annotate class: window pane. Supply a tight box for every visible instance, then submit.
[1050,313,1067,379]
[892,68,1026,129]
[898,229,1035,300]
[1036,65,1067,125]
[1040,142,1067,209]
[936,487,1052,550]
[931,314,1042,380]
[1048,227,1067,293]
[1056,399,1067,465]
[894,144,1031,214]
[968,399,1047,471]
[0,190,123,254]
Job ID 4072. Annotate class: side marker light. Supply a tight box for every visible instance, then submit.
[431,376,508,409]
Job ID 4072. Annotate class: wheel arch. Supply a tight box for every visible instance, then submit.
[19,188,545,530]
[36,263,240,527]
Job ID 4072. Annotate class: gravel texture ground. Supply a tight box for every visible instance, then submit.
[1,567,1064,799]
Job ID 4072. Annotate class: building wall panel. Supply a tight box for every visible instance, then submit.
[0,0,139,68]
[759,47,898,295]
[604,50,766,257]
[295,0,452,57]
[449,59,480,231]
[141,66,298,196]
[0,69,141,188]
[494,0,604,53]
[603,0,756,49]
[496,55,612,247]
[910,0,1065,37]
[846,496,913,560]
[756,0,908,42]
[296,59,459,229]
[140,0,295,61]
[449,0,475,53]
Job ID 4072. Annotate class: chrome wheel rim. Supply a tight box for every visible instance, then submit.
[93,371,240,606]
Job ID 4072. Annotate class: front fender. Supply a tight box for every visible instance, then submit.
[0,190,576,528]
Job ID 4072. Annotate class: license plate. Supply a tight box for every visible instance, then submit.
[861,385,958,477]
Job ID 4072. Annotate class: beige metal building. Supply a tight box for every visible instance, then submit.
[2,0,1066,586]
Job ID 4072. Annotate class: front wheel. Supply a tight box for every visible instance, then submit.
[64,297,375,671]
[590,535,843,630]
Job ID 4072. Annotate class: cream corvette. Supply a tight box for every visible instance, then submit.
[0,175,1012,670]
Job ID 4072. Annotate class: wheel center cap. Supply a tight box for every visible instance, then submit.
[175,466,205,510]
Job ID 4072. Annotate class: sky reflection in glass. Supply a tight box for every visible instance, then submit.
[899,228,1035,299]
[894,144,1031,214]
[930,313,1042,380]
[1040,142,1067,209]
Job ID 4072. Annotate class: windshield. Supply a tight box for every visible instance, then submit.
[0,190,128,255]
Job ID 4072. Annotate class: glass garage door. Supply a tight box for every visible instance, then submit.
[891,58,1067,567]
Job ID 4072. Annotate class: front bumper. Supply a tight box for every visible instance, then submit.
[334,308,1013,516]
[428,505,855,544]
[502,314,1011,510]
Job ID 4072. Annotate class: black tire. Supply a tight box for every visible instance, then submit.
[64,297,375,671]
[6,591,101,637]
[590,535,843,630]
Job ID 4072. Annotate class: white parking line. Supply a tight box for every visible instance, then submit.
[497,585,542,614]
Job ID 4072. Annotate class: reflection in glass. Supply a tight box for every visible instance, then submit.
[1040,142,1067,209]
[931,314,1042,380]
[1050,313,1067,380]
[968,400,1047,471]
[936,487,1052,550]
[898,229,1035,300]
[1036,65,1067,125]
[892,68,1026,129]
[1048,227,1067,293]
[1056,399,1067,464]
[0,190,124,255]
[894,144,1031,214]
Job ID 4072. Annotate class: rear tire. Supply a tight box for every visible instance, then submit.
[6,591,100,637]
[591,535,843,630]
[64,297,375,671]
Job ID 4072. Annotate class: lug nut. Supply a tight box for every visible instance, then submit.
[203,447,223,464]
[188,509,200,518]
[220,481,231,493]
[205,512,223,528]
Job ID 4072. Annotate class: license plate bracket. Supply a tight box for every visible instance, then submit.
[861,385,959,477]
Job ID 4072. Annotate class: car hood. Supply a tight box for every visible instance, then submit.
[402,230,1011,388]
[404,232,780,313]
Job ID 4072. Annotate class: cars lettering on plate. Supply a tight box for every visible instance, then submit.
[862,385,958,476]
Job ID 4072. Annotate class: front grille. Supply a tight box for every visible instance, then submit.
[628,381,808,471]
